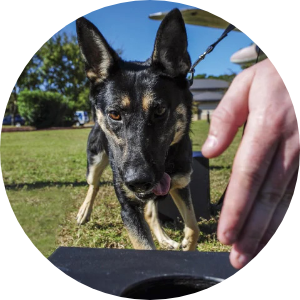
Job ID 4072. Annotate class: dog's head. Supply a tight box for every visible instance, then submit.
[77,9,192,201]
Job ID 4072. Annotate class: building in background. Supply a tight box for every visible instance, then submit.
[190,79,229,120]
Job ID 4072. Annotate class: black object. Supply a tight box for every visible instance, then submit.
[49,247,237,298]
[158,151,211,221]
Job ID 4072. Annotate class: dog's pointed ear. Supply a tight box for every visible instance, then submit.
[76,17,120,82]
[151,8,191,78]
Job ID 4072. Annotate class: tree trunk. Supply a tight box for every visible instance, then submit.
[10,87,18,126]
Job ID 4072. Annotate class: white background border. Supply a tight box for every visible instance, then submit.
[0,1,299,299]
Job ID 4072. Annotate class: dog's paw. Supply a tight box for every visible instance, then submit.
[161,239,180,250]
[76,205,92,225]
[181,237,198,251]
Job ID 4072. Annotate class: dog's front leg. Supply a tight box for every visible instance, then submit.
[144,200,180,250]
[120,199,156,250]
[170,186,200,251]
[77,151,109,225]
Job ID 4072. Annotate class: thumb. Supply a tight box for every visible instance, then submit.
[201,69,255,158]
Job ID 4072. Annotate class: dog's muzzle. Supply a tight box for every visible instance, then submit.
[125,170,171,201]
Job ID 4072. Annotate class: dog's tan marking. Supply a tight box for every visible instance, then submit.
[171,171,192,190]
[77,185,99,225]
[86,152,109,185]
[121,183,136,199]
[86,68,107,84]
[125,222,155,250]
[96,109,108,128]
[152,44,159,62]
[121,95,131,108]
[171,103,187,145]
[96,109,124,145]
[142,92,154,111]
[77,152,109,225]
[86,70,99,82]
[170,189,200,251]
[81,31,114,83]
[144,201,180,250]
[176,102,187,115]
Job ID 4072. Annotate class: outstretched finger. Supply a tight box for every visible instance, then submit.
[201,69,254,158]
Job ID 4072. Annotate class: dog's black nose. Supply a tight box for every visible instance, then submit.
[124,168,155,193]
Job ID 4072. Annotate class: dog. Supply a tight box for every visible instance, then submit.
[75,8,200,251]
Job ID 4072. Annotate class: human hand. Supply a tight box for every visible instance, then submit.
[201,59,299,269]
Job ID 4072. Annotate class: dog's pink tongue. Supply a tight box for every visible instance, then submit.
[152,173,171,196]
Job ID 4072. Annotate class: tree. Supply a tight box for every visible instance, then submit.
[18,89,74,129]
[7,33,90,125]
[7,55,42,124]
[36,33,88,104]
[9,32,124,119]
[194,73,207,79]
[192,73,236,83]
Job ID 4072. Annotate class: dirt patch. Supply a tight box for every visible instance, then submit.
[2,126,36,132]
[1,125,93,133]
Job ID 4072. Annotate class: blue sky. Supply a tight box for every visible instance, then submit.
[59,1,253,76]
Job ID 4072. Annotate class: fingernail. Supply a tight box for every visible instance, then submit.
[203,135,217,150]
[238,254,251,266]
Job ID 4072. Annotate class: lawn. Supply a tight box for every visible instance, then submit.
[1,121,242,257]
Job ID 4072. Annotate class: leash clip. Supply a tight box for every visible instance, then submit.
[188,67,195,87]
[188,50,208,87]
[187,24,236,87]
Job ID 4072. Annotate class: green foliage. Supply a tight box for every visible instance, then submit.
[76,87,91,112]
[18,33,87,99]
[8,33,90,118]
[6,88,18,116]
[13,32,123,115]
[192,103,199,114]
[37,34,87,99]
[17,53,43,91]
[207,73,236,82]
[193,72,236,83]
[194,73,207,79]
[18,89,75,128]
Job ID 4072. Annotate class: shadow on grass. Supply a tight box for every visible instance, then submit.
[90,222,123,230]
[197,216,220,243]
[209,165,231,170]
[5,180,113,191]
[162,215,219,244]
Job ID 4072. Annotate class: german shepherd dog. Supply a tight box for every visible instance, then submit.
[76,9,200,251]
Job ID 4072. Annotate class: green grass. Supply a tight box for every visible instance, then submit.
[1,121,242,256]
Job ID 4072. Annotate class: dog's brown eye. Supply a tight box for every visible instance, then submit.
[155,106,166,116]
[108,111,121,121]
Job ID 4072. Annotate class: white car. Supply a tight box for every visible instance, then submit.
[74,111,89,126]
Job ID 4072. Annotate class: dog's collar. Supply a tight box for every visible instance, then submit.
[187,24,236,87]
